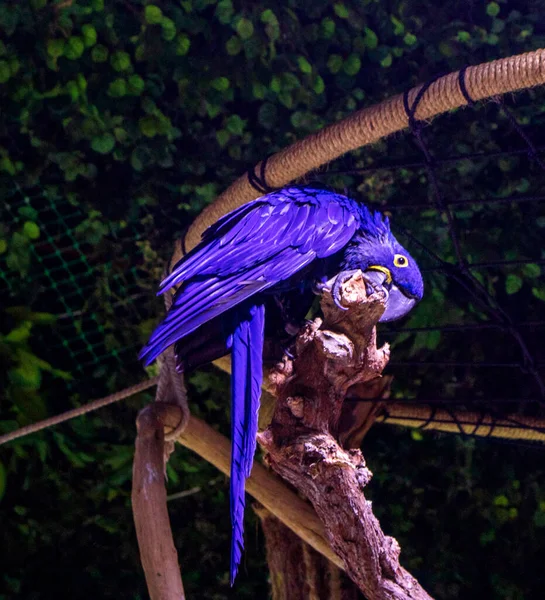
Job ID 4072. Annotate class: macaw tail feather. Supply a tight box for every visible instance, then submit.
[229,303,265,585]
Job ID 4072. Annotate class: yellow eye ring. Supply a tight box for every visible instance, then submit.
[394,254,408,268]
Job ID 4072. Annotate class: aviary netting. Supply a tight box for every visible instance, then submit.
[2,49,545,599]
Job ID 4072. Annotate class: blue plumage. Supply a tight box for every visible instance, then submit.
[139,186,424,583]
[229,303,264,584]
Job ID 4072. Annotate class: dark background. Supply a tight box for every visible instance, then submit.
[1,1,545,598]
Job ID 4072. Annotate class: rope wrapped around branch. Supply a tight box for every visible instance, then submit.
[184,48,545,251]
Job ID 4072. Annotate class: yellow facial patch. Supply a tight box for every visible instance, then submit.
[367,265,392,285]
[393,254,409,268]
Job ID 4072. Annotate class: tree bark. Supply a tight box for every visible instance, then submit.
[259,272,434,600]
[132,404,186,600]
[255,506,363,600]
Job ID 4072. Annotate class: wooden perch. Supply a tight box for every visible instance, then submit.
[132,404,186,600]
[260,271,434,600]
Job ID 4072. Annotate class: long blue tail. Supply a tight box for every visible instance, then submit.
[229,303,265,585]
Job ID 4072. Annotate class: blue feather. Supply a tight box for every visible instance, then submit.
[230,303,264,585]
[139,185,424,584]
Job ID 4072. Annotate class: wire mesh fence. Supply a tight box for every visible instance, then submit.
[1,86,544,441]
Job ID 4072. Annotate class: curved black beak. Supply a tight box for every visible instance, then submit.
[363,270,417,322]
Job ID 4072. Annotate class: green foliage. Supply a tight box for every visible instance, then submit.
[144,5,163,25]
[1,0,545,598]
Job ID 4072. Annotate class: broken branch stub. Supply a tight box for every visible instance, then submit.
[259,271,434,600]
[132,404,186,600]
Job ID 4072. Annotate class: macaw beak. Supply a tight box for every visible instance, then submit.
[363,269,417,322]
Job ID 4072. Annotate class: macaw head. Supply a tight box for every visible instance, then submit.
[343,210,424,322]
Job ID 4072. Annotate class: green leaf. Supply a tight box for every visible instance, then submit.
[260,9,278,25]
[139,116,158,137]
[4,321,32,343]
[216,129,230,147]
[321,17,335,39]
[363,27,378,49]
[236,18,254,40]
[65,80,79,101]
[333,3,349,18]
[343,54,361,76]
[267,75,280,93]
[494,494,509,507]
[327,54,343,74]
[380,53,393,68]
[64,37,85,60]
[205,101,220,119]
[225,36,241,55]
[297,56,312,74]
[23,221,40,240]
[76,73,87,92]
[27,312,56,325]
[225,114,246,135]
[144,5,163,25]
[107,78,127,97]
[161,17,177,41]
[252,81,267,99]
[505,273,522,295]
[211,76,230,91]
[532,286,545,302]
[0,239,6,254]
[390,16,405,36]
[313,75,325,94]
[176,34,191,56]
[215,0,234,24]
[110,51,131,72]
[457,30,471,43]
[91,133,116,154]
[47,38,65,58]
[404,33,417,45]
[486,2,500,17]
[91,44,109,63]
[9,361,41,390]
[127,74,145,95]
[82,24,97,47]
[523,263,541,279]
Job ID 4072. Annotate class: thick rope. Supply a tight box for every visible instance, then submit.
[185,48,545,250]
[0,377,159,446]
[3,378,544,446]
[378,404,545,442]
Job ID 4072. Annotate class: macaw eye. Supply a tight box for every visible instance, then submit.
[394,254,408,268]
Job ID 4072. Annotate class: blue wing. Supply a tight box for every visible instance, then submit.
[229,303,264,584]
[138,186,361,585]
[139,187,360,365]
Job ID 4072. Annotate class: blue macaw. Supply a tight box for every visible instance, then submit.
[139,186,424,584]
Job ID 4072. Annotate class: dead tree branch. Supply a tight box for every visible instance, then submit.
[259,271,434,600]
[132,404,186,600]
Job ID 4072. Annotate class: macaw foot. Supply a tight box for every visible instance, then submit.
[331,269,362,310]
